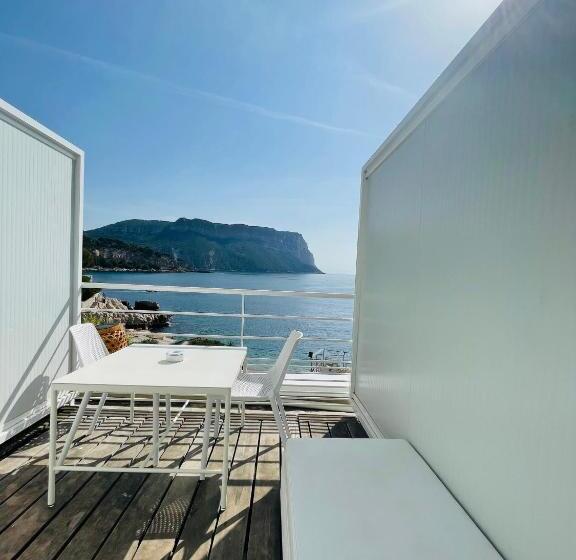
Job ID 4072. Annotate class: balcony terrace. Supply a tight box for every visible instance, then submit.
[1,1,574,559]
[0,407,366,560]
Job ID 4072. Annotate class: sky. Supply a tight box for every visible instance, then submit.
[0,0,502,273]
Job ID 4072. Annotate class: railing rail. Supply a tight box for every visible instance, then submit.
[81,281,354,343]
[83,282,354,299]
[81,281,354,398]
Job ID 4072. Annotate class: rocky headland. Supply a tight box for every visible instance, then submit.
[85,217,322,274]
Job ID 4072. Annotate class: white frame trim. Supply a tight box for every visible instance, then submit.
[0,98,84,157]
[362,0,541,180]
[350,394,384,439]
[350,169,368,398]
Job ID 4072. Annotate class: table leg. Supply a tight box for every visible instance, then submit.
[165,394,171,431]
[152,393,160,467]
[130,393,135,423]
[58,391,91,466]
[212,399,221,438]
[48,389,58,507]
[220,392,231,511]
[200,395,212,481]
[88,392,108,434]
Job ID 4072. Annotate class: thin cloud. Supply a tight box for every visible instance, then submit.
[362,73,414,98]
[330,0,411,28]
[0,31,375,138]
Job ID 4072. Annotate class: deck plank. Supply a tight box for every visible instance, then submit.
[0,424,104,534]
[246,420,282,560]
[0,432,49,476]
[171,421,242,560]
[0,408,362,560]
[94,416,201,560]
[57,421,150,560]
[0,418,83,502]
[0,465,43,506]
[132,416,204,560]
[56,415,163,559]
[209,420,260,560]
[18,418,148,560]
[0,419,123,559]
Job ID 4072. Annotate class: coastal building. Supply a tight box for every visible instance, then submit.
[0,0,574,558]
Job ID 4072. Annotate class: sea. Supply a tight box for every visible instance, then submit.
[87,271,355,361]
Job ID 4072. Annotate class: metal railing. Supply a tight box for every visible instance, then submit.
[80,281,354,399]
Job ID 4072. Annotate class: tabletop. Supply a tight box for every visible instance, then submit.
[52,345,247,396]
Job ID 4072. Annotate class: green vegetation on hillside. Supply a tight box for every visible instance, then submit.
[85,217,322,273]
[83,235,188,271]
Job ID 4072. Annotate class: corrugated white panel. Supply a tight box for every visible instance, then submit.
[354,1,576,558]
[0,115,75,441]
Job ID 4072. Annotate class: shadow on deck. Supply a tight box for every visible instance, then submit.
[0,406,366,560]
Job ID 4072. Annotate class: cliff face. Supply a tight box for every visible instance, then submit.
[85,218,322,273]
[83,236,188,271]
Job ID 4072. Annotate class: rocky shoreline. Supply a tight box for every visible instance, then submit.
[83,267,190,273]
[82,293,231,348]
[82,293,172,330]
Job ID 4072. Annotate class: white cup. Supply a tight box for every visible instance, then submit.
[166,350,184,362]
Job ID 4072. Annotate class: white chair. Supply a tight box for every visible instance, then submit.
[69,323,135,432]
[203,330,303,453]
[70,323,109,366]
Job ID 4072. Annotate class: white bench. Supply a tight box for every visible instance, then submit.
[281,439,502,560]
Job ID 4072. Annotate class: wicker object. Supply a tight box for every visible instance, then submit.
[96,323,128,353]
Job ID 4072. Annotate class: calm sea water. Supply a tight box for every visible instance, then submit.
[87,271,355,360]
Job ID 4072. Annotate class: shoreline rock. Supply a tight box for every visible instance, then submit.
[127,330,233,347]
[82,293,172,330]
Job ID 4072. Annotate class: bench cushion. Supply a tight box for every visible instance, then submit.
[281,439,501,560]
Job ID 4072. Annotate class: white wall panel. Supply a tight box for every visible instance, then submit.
[354,1,576,558]
[0,101,82,442]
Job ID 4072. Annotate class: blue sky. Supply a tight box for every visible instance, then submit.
[0,0,501,273]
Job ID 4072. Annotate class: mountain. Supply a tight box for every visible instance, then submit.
[83,235,189,271]
[84,218,323,273]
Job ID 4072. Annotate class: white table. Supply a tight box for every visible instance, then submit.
[48,345,247,510]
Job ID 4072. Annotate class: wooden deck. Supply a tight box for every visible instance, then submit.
[0,406,366,560]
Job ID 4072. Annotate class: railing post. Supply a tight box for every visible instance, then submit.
[240,294,245,347]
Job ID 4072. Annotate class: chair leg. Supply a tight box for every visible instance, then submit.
[130,393,135,423]
[276,395,291,440]
[200,396,213,480]
[270,397,287,446]
[240,401,246,427]
[88,392,108,434]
